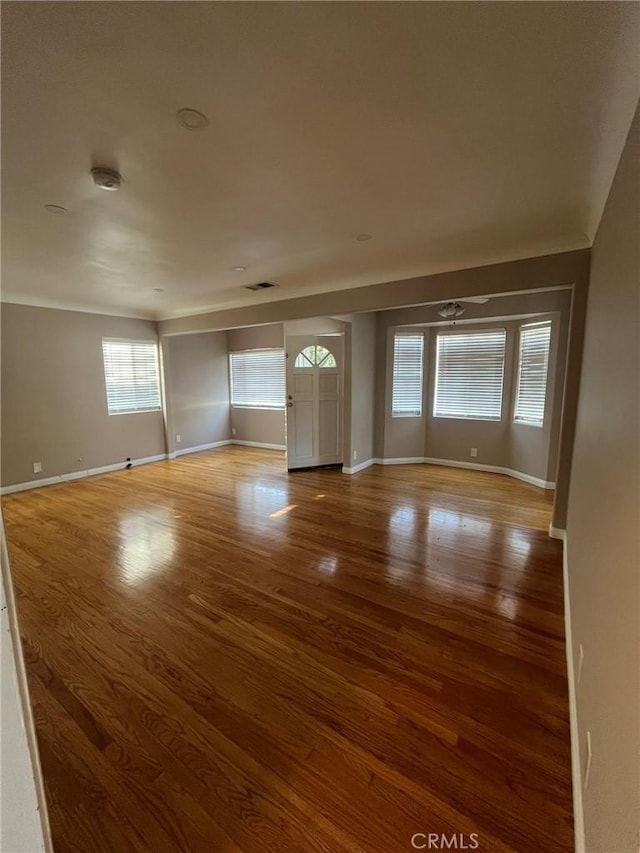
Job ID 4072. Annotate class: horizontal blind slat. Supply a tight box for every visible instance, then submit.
[230,350,285,408]
[392,333,424,416]
[102,339,161,415]
[434,330,506,420]
[514,322,551,426]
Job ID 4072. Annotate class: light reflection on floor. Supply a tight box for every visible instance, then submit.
[117,509,177,584]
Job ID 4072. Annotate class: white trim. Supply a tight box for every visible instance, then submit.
[231,440,286,451]
[375,456,426,466]
[174,440,232,457]
[422,457,556,489]
[1,454,167,495]
[1,522,53,851]
[549,524,566,540]
[561,531,585,853]
[342,458,375,475]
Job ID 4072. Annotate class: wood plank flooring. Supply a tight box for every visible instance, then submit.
[3,447,572,852]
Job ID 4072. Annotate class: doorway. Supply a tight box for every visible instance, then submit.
[285,334,344,471]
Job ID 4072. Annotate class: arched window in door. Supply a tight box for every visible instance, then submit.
[294,345,337,368]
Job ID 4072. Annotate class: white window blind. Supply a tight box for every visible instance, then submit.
[229,349,285,409]
[392,333,424,417]
[434,329,506,421]
[102,339,162,415]
[514,321,552,426]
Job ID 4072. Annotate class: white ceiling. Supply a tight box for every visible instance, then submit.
[2,2,639,320]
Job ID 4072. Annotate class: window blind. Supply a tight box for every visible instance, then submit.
[434,329,506,421]
[229,349,285,409]
[102,339,162,415]
[514,321,551,426]
[392,333,424,417]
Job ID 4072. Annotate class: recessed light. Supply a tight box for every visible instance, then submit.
[152,288,165,293]
[176,108,209,131]
[44,204,69,214]
[231,266,246,272]
[356,233,372,241]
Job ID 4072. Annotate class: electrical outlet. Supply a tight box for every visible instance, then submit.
[232,427,237,436]
[577,643,584,684]
[470,447,478,458]
[176,434,182,444]
[584,731,592,789]
[353,450,357,461]
[33,461,42,474]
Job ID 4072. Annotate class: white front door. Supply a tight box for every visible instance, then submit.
[285,335,343,470]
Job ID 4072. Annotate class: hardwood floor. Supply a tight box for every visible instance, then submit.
[3,447,572,853]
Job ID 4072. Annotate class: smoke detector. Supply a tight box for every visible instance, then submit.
[91,167,123,191]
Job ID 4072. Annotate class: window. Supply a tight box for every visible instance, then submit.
[229,349,285,409]
[514,321,552,427]
[102,339,162,415]
[392,333,424,417]
[294,345,337,368]
[434,329,506,421]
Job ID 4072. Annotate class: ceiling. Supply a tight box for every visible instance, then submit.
[2,2,639,321]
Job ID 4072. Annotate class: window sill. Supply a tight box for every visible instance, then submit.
[513,420,544,428]
[392,412,423,419]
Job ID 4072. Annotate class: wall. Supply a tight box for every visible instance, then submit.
[1,517,49,851]
[227,323,286,448]
[343,313,376,467]
[164,331,230,455]
[565,104,639,853]
[0,304,166,487]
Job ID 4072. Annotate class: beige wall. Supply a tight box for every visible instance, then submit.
[566,104,639,853]
[227,324,286,447]
[1,304,166,487]
[344,313,376,465]
[164,331,230,454]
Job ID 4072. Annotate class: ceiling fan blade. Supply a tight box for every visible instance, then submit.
[457,297,490,304]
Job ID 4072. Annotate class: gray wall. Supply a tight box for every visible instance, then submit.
[227,323,286,447]
[566,104,639,853]
[344,313,376,465]
[164,331,230,454]
[1,304,166,487]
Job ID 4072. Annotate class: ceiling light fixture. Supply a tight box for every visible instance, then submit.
[176,108,209,131]
[231,266,246,272]
[91,167,123,191]
[356,233,372,241]
[44,204,69,214]
[438,301,465,319]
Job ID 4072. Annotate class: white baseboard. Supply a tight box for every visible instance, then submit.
[561,531,585,853]
[174,440,232,457]
[342,455,555,489]
[421,456,556,490]
[549,524,566,540]
[375,456,426,466]
[342,458,375,475]
[231,440,286,451]
[1,454,168,496]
